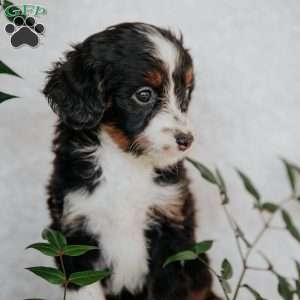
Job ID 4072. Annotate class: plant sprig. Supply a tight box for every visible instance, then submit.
[26,229,110,300]
[26,158,300,300]
[165,157,300,300]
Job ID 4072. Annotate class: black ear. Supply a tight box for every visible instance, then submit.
[43,45,106,130]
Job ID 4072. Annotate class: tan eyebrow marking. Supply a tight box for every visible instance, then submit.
[145,70,163,87]
[185,68,194,86]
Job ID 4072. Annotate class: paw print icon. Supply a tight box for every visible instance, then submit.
[5,16,44,48]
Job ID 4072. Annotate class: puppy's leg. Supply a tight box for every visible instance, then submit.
[67,282,106,300]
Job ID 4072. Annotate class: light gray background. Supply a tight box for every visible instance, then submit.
[1,0,300,299]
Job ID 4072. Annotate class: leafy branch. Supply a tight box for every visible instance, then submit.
[0,1,23,104]
[164,240,232,300]
[165,157,300,300]
[0,60,21,103]
[26,229,110,300]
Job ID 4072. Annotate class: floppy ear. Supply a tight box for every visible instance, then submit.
[43,45,106,130]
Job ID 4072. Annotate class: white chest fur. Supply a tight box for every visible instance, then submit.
[64,132,180,294]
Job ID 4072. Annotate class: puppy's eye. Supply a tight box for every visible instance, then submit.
[133,87,154,104]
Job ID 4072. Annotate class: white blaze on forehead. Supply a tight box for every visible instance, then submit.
[147,30,179,75]
[146,29,183,117]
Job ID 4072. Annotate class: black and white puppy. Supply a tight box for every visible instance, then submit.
[44,22,220,300]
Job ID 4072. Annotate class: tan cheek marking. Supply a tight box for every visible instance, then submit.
[145,70,163,87]
[185,68,194,86]
[102,124,129,151]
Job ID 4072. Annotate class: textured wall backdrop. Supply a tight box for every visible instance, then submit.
[0,0,300,299]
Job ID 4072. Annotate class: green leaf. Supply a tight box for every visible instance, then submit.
[26,267,65,285]
[242,284,266,300]
[193,240,213,255]
[186,158,217,184]
[1,0,13,8]
[282,159,297,194]
[0,0,13,10]
[215,168,226,191]
[261,202,278,213]
[1,1,25,22]
[42,228,67,251]
[26,243,59,256]
[281,210,300,242]
[277,275,293,300]
[63,245,98,256]
[218,276,232,294]
[0,91,18,104]
[163,250,198,267]
[69,270,110,287]
[0,60,21,78]
[221,259,233,280]
[215,168,229,204]
[236,169,261,203]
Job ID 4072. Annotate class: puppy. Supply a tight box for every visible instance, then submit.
[44,22,220,300]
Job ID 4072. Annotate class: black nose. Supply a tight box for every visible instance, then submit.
[175,132,194,151]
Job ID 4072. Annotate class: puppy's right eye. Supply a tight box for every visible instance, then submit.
[133,87,154,104]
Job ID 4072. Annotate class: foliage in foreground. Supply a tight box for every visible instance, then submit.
[25,229,110,300]
[25,158,300,300]
[0,60,21,104]
[0,1,23,104]
[165,158,300,300]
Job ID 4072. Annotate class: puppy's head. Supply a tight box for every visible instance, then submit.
[44,23,195,167]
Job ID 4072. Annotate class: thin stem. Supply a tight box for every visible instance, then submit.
[231,196,293,300]
[246,264,299,281]
[63,286,67,300]
[233,266,247,299]
[231,221,270,299]
[246,265,270,272]
[250,197,292,250]
[197,256,218,277]
[59,254,68,300]
[59,254,67,277]
[258,210,267,226]
[268,225,286,231]
[197,257,230,300]
[223,205,245,264]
